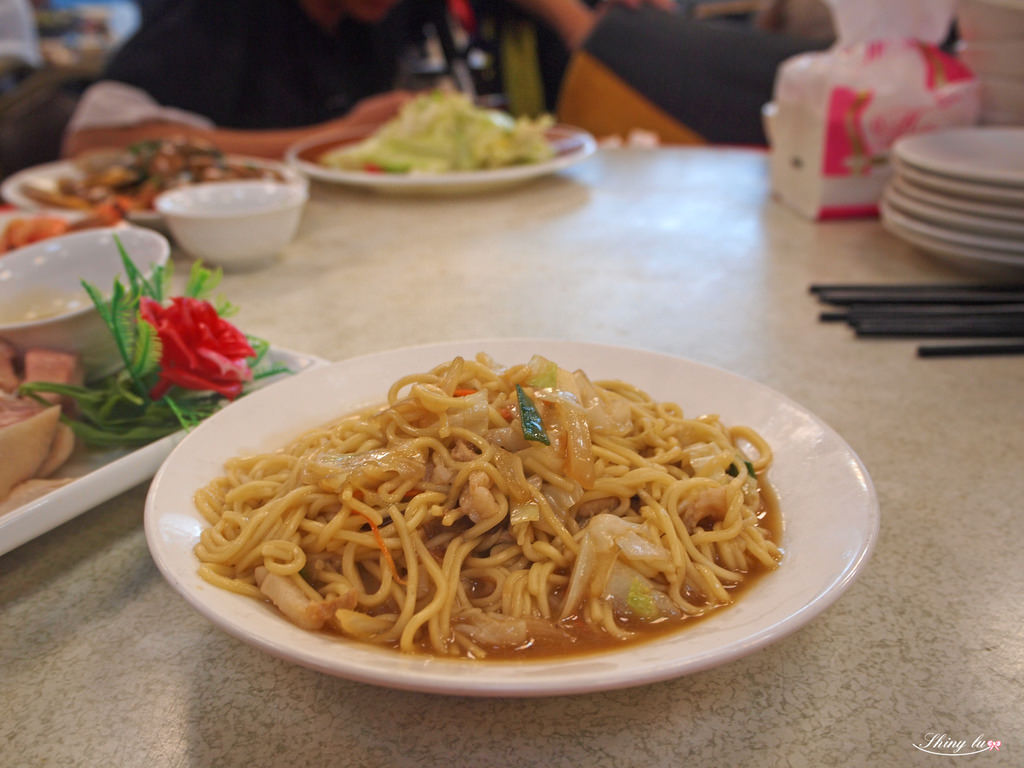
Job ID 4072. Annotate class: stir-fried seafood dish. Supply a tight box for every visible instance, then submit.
[17,137,285,213]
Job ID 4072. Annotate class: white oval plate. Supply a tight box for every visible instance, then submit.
[284,125,596,195]
[144,339,879,697]
[892,127,1024,186]
[1,156,307,228]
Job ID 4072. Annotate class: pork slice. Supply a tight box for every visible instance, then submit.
[23,348,83,408]
[0,339,18,394]
[0,404,61,499]
[254,567,356,631]
[0,396,45,428]
[36,423,75,477]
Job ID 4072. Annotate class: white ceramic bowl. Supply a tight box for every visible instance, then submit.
[957,0,1024,42]
[957,39,1024,79]
[0,226,171,380]
[155,180,308,269]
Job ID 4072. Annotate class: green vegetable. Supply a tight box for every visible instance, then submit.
[320,91,555,174]
[726,459,757,479]
[527,358,558,389]
[515,384,549,445]
[626,577,659,620]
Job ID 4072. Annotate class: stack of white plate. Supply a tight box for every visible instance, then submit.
[955,0,1024,125]
[881,126,1024,272]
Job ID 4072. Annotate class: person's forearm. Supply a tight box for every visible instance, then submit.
[63,120,351,160]
[512,0,596,49]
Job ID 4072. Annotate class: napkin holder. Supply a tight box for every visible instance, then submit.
[766,0,980,220]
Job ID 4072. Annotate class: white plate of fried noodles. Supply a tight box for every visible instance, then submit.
[145,338,878,696]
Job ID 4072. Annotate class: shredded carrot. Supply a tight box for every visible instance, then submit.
[352,509,405,585]
[453,387,478,397]
[499,405,514,422]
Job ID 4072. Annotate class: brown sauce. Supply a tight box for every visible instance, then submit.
[300,483,783,661]
[443,481,782,661]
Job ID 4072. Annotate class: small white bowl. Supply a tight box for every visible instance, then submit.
[957,0,1024,42]
[0,226,171,379]
[155,180,308,269]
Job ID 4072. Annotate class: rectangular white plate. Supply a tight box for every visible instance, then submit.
[0,347,326,556]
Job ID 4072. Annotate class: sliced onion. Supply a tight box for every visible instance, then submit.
[302,443,426,492]
[602,562,680,622]
[509,502,541,525]
[492,447,535,504]
[336,609,394,639]
[453,610,529,647]
[534,389,595,490]
[573,369,633,436]
[448,391,489,433]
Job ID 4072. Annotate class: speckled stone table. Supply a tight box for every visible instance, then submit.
[2,148,1021,767]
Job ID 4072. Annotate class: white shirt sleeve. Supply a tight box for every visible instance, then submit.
[0,0,41,68]
[65,80,217,133]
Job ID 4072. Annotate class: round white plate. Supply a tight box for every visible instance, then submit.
[879,198,1024,254]
[284,125,597,195]
[892,127,1024,186]
[891,176,1024,223]
[1,156,307,228]
[884,184,1024,239]
[893,159,1024,205]
[144,338,878,697]
[882,201,1024,273]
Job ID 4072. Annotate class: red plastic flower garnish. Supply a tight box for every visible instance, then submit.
[140,296,254,400]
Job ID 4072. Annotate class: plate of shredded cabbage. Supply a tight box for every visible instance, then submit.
[285,92,596,195]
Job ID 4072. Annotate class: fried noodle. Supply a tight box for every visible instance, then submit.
[193,354,780,658]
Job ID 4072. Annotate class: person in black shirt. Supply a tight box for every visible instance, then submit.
[63,0,423,158]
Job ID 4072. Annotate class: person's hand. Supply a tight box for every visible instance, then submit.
[342,90,414,128]
[600,0,678,12]
[508,0,679,51]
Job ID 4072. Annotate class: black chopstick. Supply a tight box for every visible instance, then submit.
[814,288,1024,305]
[854,316,1024,337]
[810,282,1024,295]
[918,341,1024,358]
[812,283,1024,354]
[822,302,1024,323]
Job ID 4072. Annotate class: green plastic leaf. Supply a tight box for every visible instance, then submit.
[247,336,269,366]
[115,234,166,300]
[214,295,239,318]
[184,259,223,300]
[132,317,162,377]
[66,419,180,447]
[111,291,138,350]
[81,279,113,328]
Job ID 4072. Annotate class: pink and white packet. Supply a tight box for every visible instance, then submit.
[766,0,981,220]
